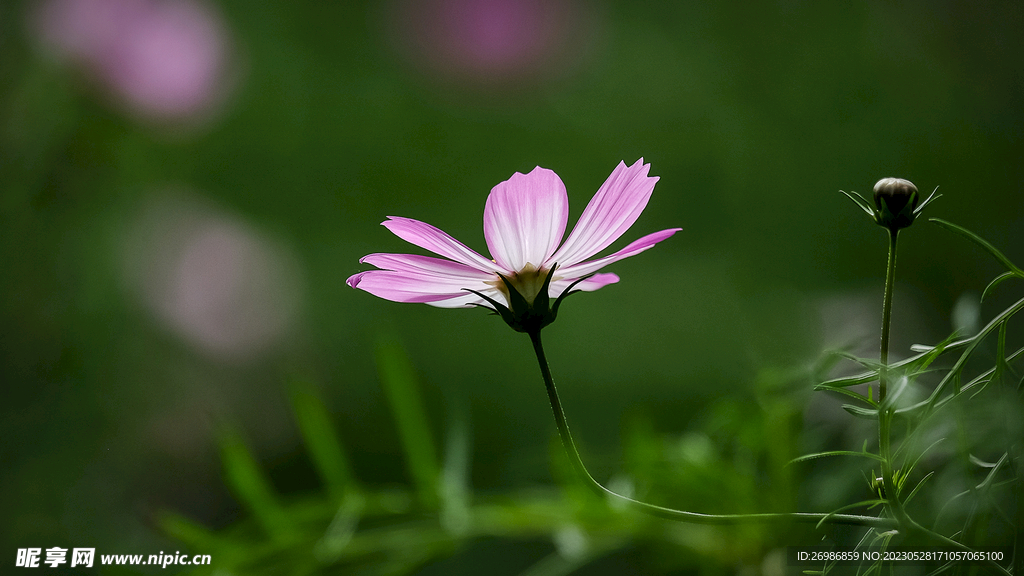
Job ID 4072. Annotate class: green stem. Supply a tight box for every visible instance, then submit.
[872,231,1013,576]
[527,328,893,528]
[880,229,898,402]
[878,229,911,526]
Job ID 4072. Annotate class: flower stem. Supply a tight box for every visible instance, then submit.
[877,229,912,528]
[870,231,1013,576]
[880,229,899,402]
[526,328,893,528]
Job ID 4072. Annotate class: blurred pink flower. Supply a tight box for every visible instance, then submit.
[348,159,680,322]
[388,0,595,86]
[33,0,233,123]
[122,192,302,360]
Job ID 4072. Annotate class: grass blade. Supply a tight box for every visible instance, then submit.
[289,378,358,502]
[376,339,440,508]
[218,426,294,540]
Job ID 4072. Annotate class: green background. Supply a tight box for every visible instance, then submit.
[3,0,1022,573]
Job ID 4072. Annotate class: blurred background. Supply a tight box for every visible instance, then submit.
[2,0,1023,573]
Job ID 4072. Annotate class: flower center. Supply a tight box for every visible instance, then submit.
[488,263,556,307]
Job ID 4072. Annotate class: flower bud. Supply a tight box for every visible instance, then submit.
[873,177,919,230]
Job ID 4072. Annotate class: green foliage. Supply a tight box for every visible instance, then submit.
[375,339,441,509]
[165,342,818,575]
[790,220,1023,575]
[159,221,1023,575]
[289,379,359,503]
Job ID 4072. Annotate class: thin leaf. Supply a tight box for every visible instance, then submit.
[899,437,945,477]
[289,378,358,502]
[818,372,875,389]
[842,404,879,419]
[314,495,365,563]
[882,375,911,408]
[912,294,1024,416]
[440,414,471,536]
[814,500,886,529]
[981,271,1017,302]
[834,350,884,371]
[218,426,294,540]
[813,383,876,407]
[975,452,1008,490]
[790,450,885,465]
[902,471,935,506]
[376,339,440,508]
[157,511,223,548]
[930,218,1024,277]
[969,454,999,468]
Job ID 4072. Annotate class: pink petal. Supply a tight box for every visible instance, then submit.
[382,216,502,273]
[549,272,619,295]
[424,291,498,309]
[346,268,492,303]
[360,252,495,281]
[484,166,568,272]
[548,159,659,267]
[556,228,681,278]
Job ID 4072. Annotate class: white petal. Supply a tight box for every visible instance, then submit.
[484,166,568,272]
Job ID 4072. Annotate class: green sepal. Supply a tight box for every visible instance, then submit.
[876,189,919,230]
[550,272,597,319]
[913,186,941,214]
[840,189,877,221]
[464,264,595,333]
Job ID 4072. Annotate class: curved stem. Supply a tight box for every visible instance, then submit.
[527,328,893,529]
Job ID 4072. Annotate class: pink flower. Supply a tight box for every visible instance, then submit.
[388,0,593,87]
[32,0,232,123]
[348,159,680,331]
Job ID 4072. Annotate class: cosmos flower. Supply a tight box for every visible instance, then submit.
[388,0,595,88]
[33,0,233,124]
[347,159,680,332]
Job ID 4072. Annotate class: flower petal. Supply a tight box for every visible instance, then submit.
[556,228,681,278]
[346,268,492,303]
[548,159,659,267]
[549,272,619,295]
[360,253,495,282]
[424,291,498,309]
[382,216,502,273]
[484,166,568,272]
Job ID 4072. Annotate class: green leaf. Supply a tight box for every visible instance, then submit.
[289,378,358,502]
[902,471,934,505]
[218,426,294,540]
[376,338,440,508]
[440,414,471,536]
[813,383,876,407]
[981,271,1017,302]
[157,511,222,549]
[814,500,886,529]
[975,452,1008,490]
[930,218,1024,277]
[841,404,878,419]
[818,372,874,389]
[790,450,885,465]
